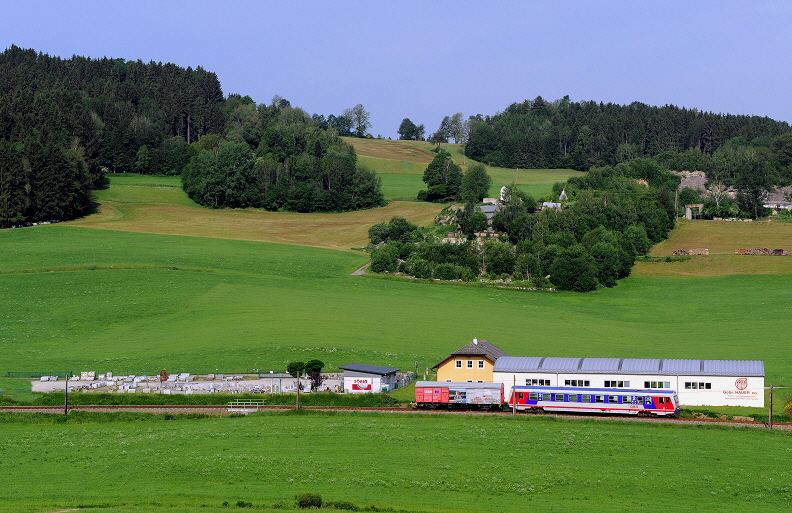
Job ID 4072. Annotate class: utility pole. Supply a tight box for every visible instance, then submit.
[764,385,786,430]
[64,372,69,415]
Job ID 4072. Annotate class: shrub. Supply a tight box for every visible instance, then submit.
[327,500,359,511]
[295,492,323,509]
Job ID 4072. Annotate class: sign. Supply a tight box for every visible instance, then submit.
[352,379,371,391]
[722,378,760,402]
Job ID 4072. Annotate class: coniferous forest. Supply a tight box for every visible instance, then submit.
[0,46,384,227]
[464,95,792,172]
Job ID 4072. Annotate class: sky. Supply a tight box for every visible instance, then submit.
[2,1,791,138]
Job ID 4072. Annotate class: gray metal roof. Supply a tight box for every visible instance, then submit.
[580,358,621,372]
[338,363,399,376]
[493,356,764,377]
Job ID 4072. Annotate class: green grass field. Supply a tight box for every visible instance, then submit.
[1,411,790,513]
[2,140,792,513]
[350,139,583,200]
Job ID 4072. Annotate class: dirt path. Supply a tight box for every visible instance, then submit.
[351,262,370,275]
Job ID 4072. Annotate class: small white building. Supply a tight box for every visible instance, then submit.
[493,356,764,407]
[339,363,399,393]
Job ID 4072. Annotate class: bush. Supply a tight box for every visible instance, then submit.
[326,500,359,511]
[295,493,323,509]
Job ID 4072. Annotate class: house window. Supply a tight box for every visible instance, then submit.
[644,381,671,389]
[467,360,473,369]
[564,379,590,387]
[445,379,452,382]
[604,381,630,388]
[478,360,484,369]
[455,360,462,368]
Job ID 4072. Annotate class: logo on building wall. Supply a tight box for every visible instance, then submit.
[735,378,748,390]
[352,379,371,391]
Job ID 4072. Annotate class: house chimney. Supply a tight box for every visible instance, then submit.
[473,338,478,345]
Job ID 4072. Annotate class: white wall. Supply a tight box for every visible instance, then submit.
[493,372,764,407]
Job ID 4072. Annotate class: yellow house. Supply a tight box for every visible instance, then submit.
[433,338,508,382]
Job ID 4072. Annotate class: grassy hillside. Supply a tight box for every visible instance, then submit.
[345,137,584,200]
[2,224,792,389]
[2,412,790,513]
[2,174,791,411]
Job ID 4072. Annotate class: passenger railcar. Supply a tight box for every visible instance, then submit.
[508,386,680,416]
[415,381,504,410]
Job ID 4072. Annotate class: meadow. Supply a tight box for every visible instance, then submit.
[347,138,583,200]
[2,145,792,512]
[1,411,789,513]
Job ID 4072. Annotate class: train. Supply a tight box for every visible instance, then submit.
[509,385,680,416]
[415,381,680,417]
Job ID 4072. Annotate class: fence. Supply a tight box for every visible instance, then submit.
[227,399,266,414]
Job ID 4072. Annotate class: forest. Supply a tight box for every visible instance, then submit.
[0,46,383,227]
[464,95,792,174]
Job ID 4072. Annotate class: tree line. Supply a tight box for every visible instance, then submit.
[0,46,383,226]
[463,96,792,172]
[368,158,677,292]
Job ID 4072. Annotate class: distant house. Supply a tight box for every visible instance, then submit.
[432,338,508,382]
[476,204,498,221]
[542,201,562,210]
[338,363,399,393]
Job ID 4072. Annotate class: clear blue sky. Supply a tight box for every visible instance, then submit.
[2,1,791,138]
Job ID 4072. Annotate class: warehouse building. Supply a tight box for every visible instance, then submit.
[493,356,765,407]
[338,363,399,393]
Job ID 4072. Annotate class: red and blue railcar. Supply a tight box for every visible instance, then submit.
[508,386,680,416]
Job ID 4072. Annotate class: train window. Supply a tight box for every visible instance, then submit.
[569,394,578,402]
[644,396,653,404]
[517,392,524,400]
[529,393,538,401]
[541,393,551,401]
[581,394,591,402]
[595,395,604,403]
[608,396,618,403]
[554,394,564,401]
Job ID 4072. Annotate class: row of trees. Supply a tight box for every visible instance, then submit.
[464,96,792,171]
[369,159,677,292]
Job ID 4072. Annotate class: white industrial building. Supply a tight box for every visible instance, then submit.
[338,363,399,393]
[493,356,765,407]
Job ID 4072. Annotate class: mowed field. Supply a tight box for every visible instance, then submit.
[345,138,583,200]
[70,174,440,251]
[634,219,792,277]
[2,412,791,513]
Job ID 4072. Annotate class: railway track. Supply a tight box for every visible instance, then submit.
[1,404,789,429]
